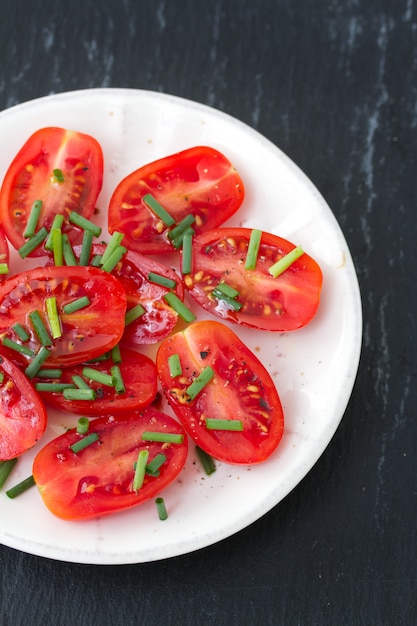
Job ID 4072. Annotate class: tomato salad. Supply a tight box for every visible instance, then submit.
[0,131,322,522]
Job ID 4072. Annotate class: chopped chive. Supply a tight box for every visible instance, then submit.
[35,382,75,392]
[186,366,215,401]
[212,288,243,311]
[52,168,65,183]
[111,365,126,394]
[132,449,149,491]
[268,245,304,278]
[45,214,65,251]
[245,229,262,270]
[36,368,63,379]
[0,372,4,384]
[90,254,102,267]
[142,193,176,227]
[45,296,62,339]
[12,323,29,342]
[0,458,18,489]
[76,417,90,435]
[50,228,63,266]
[181,231,193,274]
[163,291,196,322]
[62,233,78,266]
[0,263,9,275]
[125,303,146,326]
[168,353,182,377]
[18,226,48,258]
[29,311,52,346]
[195,446,216,475]
[62,296,91,314]
[63,388,96,401]
[99,232,125,267]
[167,214,195,241]
[72,375,92,390]
[170,225,195,250]
[111,344,122,364]
[84,352,110,363]
[69,211,101,237]
[82,366,115,387]
[70,432,99,453]
[141,432,184,444]
[100,245,127,272]
[79,229,94,266]
[147,272,177,289]
[6,474,35,499]
[146,453,167,475]
[205,418,243,431]
[25,346,51,379]
[214,282,240,299]
[23,200,43,238]
[155,497,168,521]
[1,337,35,357]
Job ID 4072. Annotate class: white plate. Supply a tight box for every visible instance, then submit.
[0,89,362,564]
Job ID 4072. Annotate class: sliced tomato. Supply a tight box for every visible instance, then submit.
[0,127,103,255]
[0,265,126,367]
[37,347,157,415]
[32,409,188,520]
[184,228,323,332]
[0,227,9,282]
[108,146,245,254]
[0,352,47,460]
[156,320,284,464]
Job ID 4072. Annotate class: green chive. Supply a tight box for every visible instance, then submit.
[45,296,62,339]
[45,214,65,251]
[6,474,35,499]
[0,372,4,384]
[63,388,96,401]
[168,353,182,377]
[155,497,168,521]
[170,226,195,250]
[111,365,126,394]
[52,168,65,183]
[36,368,63,379]
[23,200,43,238]
[268,245,304,278]
[167,214,195,241]
[35,382,75,392]
[18,226,48,258]
[12,323,29,342]
[142,193,176,227]
[62,233,78,266]
[163,291,196,322]
[51,228,63,266]
[125,303,146,326]
[181,231,193,274]
[147,272,177,289]
[141,432,184,444]
[0,458,18,489]
[111,344,122,364]
[69,211,101,237]
[205,418,243,431]
[1,337,35,358]
[76,417,90,435]
[245,229,262,270]
[212,288,243,311]
[29,311,52,346]
[146,453,167,475]
[90,254,102,267]
[25,346,50,379]
[132,449,149,491]
[186,366,215,400]
[100,245,127,272]
[62,296,91,314]
[82,366,115,387]
[72,375,92,390]
[79,229,93,266]
[99,232,125,267]
[70,432,99,453]
[195,446,216,475]
[214,282,240,299]
[0,263,9,275]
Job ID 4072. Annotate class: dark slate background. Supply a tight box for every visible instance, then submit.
[0,1,416,624]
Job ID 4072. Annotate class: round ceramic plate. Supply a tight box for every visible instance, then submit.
[0,89,362,564]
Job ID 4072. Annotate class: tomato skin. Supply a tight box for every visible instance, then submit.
[0,227,9,282]
[37,347,158,415]
[0,127,103,255]
[0,352,47,460]
[184,228,323,332]
[108,146,245,254]
[0,265,126,367]
[156,320,284,464]
[32,409,188,521]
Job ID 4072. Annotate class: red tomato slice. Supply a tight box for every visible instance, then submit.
[0,227,9,282]
[184,228,323,331]
[156,320,284,464]
[0,352,47,460]
[108,146,245,254]
[32,409,188,520]
[0,127,103,255]
[37,347,157,415]
[0,265,126,367]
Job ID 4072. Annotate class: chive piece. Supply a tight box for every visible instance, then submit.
[133,450,149,491]
[84,352,110,364]
[90,254,102,267]
[146,453,167,475]
[0,263,9,275]
[36,368,63,379]
[205,418,243,431]
[70,432,99,453]
[61,233,78,266]
[18,226,48,258]
[25,346,50,379]
[0,458,18,489]
[245,229,262,270]
[111,344,122,364]
[79,229,94,266]
[141,432,184,444]
[181,231,193,274]
[142,193,176,227]
[168,353,182,377]
[195,446,216,475]
[111,365,126,394]
[163,291,196,322]
[6,475,35,499]
[99,232,125,267]
[214,282,240,299]
[76,417,90,435]
[63,388,96,401]
[23,200,43,238]
[212,288,243,311]
[82,366,115,387]
[62,296,91,314]
[29,311,52,347]
[50,228,63,266]
[170,226,195,250]
[100,245,127,272]
[147,272,177,289]
[0,372,4,384]
[69,211,102,237]
[45,214,65,251]
[167,214,195,241]
[1,337,35,358]
[35,382,75,392]
[268,245,304,278]
[52,168,65,183]
[45,296,62,339]
[186,366,215,401]
[155,497,168,521]
[12,323,30,342]
[72,375,92,390]
[125,303,146,326]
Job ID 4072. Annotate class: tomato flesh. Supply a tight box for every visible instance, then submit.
[108,146,245,254]
[156,320,284,464]
[0,265,126,366]
[0,127,103,255]
[184,228,323,331]
[0,352,47,460]
[32,409,188,520]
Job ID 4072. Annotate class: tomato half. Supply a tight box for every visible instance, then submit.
[156,320,284,464]
[184,228,323,331]
[0,265,126,367]
[0,127,103,255]
[0,227,9,282]
[0,352,47,460]
[32,409,188,520]
[37,347,157,415]
[108,146,245,254]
